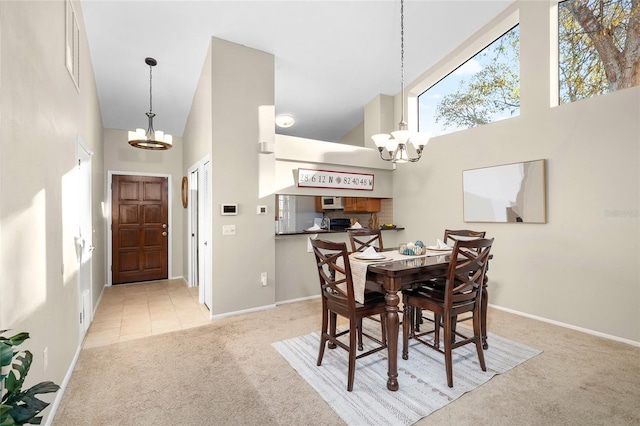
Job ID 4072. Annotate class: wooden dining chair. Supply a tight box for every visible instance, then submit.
[443,229,486,247]
[346,228,384,253]
[346,227,386,340]
[415,229,487,332]
[310,238,388,392]
[402,237,494,387]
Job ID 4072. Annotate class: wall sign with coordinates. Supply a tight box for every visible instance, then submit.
[297,168,374,190]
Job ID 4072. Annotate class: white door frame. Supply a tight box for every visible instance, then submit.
[106,170,173,286]
[77,137,93,341]
[187,164,198,288]
[187,155,212,309]
[200,158,212,310]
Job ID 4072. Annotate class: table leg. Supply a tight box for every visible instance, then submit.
[385,289,400,391]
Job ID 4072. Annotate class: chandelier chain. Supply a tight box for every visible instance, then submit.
[149,64,153,114]
[400,0,405,122]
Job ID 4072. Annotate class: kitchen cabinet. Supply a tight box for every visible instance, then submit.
[343,197,381,213]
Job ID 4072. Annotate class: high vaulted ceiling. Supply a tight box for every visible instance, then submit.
[81,1,514,143]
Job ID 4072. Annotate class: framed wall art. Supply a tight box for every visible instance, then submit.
[463,159,547,223]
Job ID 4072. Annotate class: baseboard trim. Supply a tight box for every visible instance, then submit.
[92,283,106,321]
[276,294,321,305]
[210,303,276,320]
[208,294,320,319]
[490,304,640,348]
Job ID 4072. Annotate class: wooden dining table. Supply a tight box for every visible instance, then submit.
[365,252,491,391]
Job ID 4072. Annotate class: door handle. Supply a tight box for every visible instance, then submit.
[89,246,95,252]
[162,224,167,229]
[162,232,168,237]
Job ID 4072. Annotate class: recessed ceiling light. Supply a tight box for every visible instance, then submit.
[275,114,295,128]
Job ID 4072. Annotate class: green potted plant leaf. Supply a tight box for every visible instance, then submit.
[1,330,60,425]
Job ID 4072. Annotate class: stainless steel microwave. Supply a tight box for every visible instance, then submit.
[321,196,343,210]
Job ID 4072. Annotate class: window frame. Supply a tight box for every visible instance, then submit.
[406,6,519,134]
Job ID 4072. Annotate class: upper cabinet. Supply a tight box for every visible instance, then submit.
[314,196,383,213]
[343,197,381,213]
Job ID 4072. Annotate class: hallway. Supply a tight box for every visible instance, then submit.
[83,279,211,349]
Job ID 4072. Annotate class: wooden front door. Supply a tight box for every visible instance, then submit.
[112,175,169,284]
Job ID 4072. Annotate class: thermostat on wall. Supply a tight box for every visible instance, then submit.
[221,204,238,215]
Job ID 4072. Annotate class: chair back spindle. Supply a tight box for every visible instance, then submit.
[347,228,384,253]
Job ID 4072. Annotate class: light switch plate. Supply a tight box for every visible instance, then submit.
[222,225,236,235]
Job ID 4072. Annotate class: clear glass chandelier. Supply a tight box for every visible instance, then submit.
[128,57,173,150]
[372,0,431,163]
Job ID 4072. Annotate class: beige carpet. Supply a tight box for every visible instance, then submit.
[53,299,640,425]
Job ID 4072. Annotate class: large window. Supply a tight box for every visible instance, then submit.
[418,25,520,137]
[559,0,640,104]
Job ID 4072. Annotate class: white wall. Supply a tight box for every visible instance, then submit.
[393,0,640,343]
[337,120,365,147]
[182,42,213,170]
[0,1,105,422]
[209,37,276,314]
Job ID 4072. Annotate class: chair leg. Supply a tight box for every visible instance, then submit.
[357,318,364,351]
[414,307,422,332]
[451,315,458,344]
[328,312,337,349]
[434,314,441,349]
[473,310,487,372]
[317,308,328,366]
[348,317,358,392]
[402,303,412,360]
[443,315,454,388]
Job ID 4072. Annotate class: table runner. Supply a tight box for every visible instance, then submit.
[339,249,451,304]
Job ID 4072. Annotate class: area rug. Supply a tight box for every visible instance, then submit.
[273,321,541,426]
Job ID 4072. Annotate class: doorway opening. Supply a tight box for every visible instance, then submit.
[107,172,172,286]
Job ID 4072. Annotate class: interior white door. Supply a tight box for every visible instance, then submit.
[77,140,93,340]
[199,160,212,310]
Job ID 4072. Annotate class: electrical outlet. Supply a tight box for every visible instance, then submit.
[260,272,268,286]
[43,347,48,372]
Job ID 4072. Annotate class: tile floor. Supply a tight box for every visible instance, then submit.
[83,278,211,349]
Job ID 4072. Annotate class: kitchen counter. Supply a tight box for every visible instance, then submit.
[275,227,404,237]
